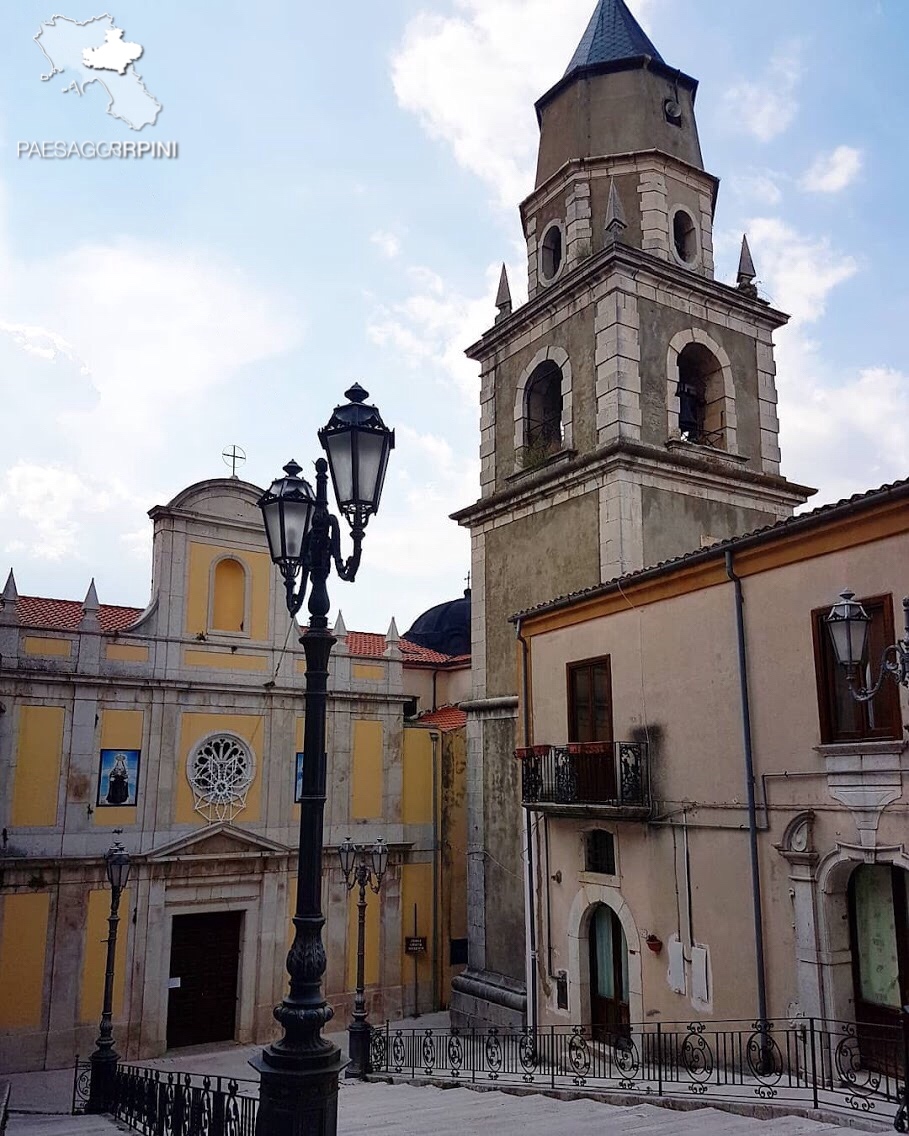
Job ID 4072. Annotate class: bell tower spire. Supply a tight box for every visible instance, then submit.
[535,0,703,190]
[564,0,664,77]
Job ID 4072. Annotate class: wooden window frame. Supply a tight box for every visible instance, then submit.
[811,593,902,745]
[567,655,614,744]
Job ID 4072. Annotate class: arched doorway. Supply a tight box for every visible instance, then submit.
[589,903,629,1039]
[848,864,909,1065]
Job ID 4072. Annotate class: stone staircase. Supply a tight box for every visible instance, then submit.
[6,1080,886,1135]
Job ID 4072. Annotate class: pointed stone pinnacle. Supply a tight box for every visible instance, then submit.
[736,235,758,297]
[605,178,627,239]
[333,610,347,638]
[83,578,99,612]
[737,235,756,283]
[2,568,17,605]
[385,617,400,644]
[495,264,512,323]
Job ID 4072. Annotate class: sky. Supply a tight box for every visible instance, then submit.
[0,1,907,633]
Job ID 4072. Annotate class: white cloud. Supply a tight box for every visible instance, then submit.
[0,177,300,598]
[777,344,909,506]
[741,217,907,505]
[0,463,108,561]
[371,230,401,258]
[363,425,476,625]
[745,217,857,324]
[728,173,783,207]
[368,259,521,401]
[722,43,801,142]
[391,0,655,208]
[799,145,863,193]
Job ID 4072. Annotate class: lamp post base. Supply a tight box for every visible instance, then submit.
[346,1019,371,1079]
[86,1047,118,1114]
[250,1046,344,1136]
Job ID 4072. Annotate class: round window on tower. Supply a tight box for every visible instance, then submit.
[539,221,564,284]
[671,207,699,265]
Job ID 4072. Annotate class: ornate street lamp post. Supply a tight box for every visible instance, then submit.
[826,591,909,1133]
[338,837,388,1078]
[252,385,394,1136]
[825,589,909,699]
[87,837,131,1114]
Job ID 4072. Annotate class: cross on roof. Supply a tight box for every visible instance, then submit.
[221,444,247,479]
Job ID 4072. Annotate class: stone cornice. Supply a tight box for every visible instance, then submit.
[0,669,412,706]
[519,149,719,218]
[452,439,813,528]
[466,241,787,362]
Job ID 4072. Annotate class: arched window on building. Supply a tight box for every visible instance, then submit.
[675,343,726,448]
[523,361,563,464]
[211,557,247,633]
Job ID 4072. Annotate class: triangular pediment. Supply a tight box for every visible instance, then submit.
[146,823,293,862]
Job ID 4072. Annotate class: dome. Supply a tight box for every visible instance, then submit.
[404,590,471,657]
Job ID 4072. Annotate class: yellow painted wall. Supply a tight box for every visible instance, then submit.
[95,709,144,826]
[183,649,267,671]
[185,542,271,640]
[175,713,264,824]
[105,643,149,663]
[401,863,433,987]
[79,888,130,1023]
[12,705,65,826]
[351,720,383,820]
[0,892,50,1028]
[212,557,246,631]
[352,664,384,681]
[23,636,71,658]
[346,885,381,989]
[402,729,432,825]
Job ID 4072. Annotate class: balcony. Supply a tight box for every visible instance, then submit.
[516,741,650,817]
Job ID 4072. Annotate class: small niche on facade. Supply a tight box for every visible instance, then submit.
[211,557,247,632]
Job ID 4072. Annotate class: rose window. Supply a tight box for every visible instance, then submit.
[187,734,254,823]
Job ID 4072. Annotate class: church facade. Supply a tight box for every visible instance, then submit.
[452,0,813,1027]
[0,477,468,1072]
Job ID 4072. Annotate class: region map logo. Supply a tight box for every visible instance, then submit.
[19,13,177,160]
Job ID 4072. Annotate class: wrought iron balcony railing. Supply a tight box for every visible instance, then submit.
[516,741,649,812]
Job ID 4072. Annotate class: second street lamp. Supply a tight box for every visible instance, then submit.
[252,385,394,1136]
[87,836,131,1114]
[825,589,909,699]
[338,837,388,1078]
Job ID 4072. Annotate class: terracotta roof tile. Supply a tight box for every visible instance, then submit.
[12,594,473,667]
[414,705,467,731]
[17,596,144,633]
[344,631,465,666]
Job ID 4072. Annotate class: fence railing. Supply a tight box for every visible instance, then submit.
[107,1064,258,1136]
[370,1018,909,1126]
[516,742,649,811]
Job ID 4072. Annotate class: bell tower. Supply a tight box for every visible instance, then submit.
[450,0,814,1030]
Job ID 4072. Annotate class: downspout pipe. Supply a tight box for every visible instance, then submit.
[430,729,441,1011]
[516,618,538,1034]
[725,549,768,1027]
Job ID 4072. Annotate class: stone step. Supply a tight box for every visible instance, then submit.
[7,1114,124,1135]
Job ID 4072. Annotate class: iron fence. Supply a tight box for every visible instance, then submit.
[370,1018,908,1125]
[517,742,649,810]
[110,1064,258,1136]
[72,1058,91,1114]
